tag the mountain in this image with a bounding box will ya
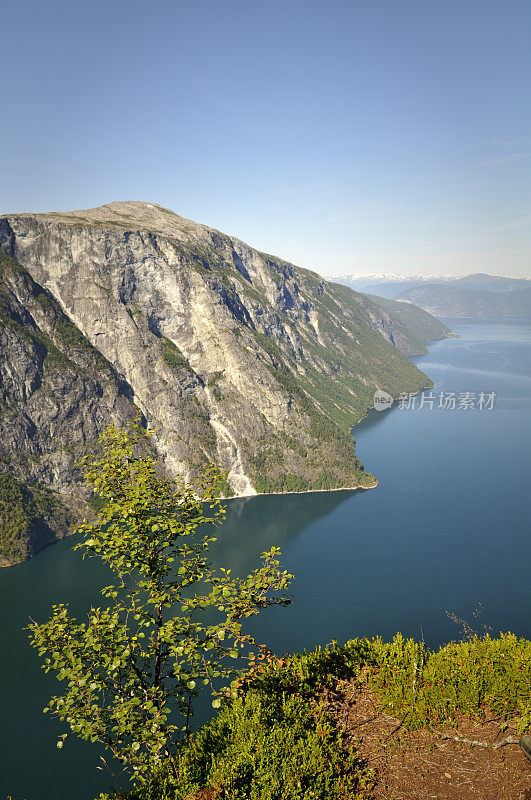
[333,274,456,299]
[451,273,530,293]
[0,202,436,564]
[398,283,531,317]
[334,273,531,316]
[0,248,139,565]
[360,294,452,352]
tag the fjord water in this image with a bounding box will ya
[1,318,530,799]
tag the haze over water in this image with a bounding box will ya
[1,317,530,799]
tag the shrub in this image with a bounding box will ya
[97,641,373,800]
[369,632,531,732]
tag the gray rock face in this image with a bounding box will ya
[0,249,138,564]
[0,202,433,563]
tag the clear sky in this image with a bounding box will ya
[1,0,530,277]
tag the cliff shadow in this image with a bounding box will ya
[207,489,359,576]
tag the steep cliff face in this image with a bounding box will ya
[0,202,434,563]
[0,249,138,563]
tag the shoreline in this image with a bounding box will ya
[225,381,438,502]
[225,480,378,501]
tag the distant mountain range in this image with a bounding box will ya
[333,273,531,317]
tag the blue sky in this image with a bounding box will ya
[1,0,530,277]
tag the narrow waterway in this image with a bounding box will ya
[1,318,530,800]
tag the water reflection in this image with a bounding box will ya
[209,490,356,576]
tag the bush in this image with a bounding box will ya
[369,632,531,732]
[95,632,531,799]
[97,641,373,800]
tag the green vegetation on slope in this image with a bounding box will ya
[159,335,194,373]
[363,293,452,346]
[297,279,432,417]
[0,472,70,564]
[98,632,531,800]
[369,631,531,732]
[240,280,432,492]
[97,642,373,800]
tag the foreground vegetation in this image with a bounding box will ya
[370,631,531,733]
[29,420,292,777]
[98,642,374,800]
[95,631,531,799]
[26,420,531,798]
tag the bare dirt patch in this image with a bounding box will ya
[328,677,531,800]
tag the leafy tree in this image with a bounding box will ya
[28,418,293,781]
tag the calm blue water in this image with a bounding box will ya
[1,318,530,799]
